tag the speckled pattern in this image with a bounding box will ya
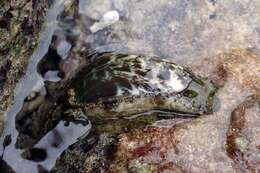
[0,0,260,172]
[68,53,217,118]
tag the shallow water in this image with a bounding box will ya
[0,0,91,172]
[0,0,260,172]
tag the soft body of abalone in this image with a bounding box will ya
[69,53,217,118]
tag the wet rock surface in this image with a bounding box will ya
[106,49,260,173]
[226,95,260,172]
[52,133,117,173]
[78,0,260,61]
[0,0,50,134]
[0,0,260,173]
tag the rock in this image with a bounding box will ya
[0,160,15,173]
[79,0,260,61]
[1,0,260,171]
[52,133,117,173]
[107,49,260,173]
[35,49,260,172]
[0,0,50,135]
[226,95,260,172]
[52,0,260,171]
[90,10,120,33]
[108,122,187,173]
[186,49,260,97]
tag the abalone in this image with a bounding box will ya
[68,53,217,118]
[14,52,217,147]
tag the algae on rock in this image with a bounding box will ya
[0,0,50,134]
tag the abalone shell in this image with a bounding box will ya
[69,53,217,118]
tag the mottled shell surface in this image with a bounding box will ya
[69,53,216,118]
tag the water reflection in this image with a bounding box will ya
[1,0,259,172]
[3,120,90,173]
[0,0,92,172]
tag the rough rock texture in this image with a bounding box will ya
[79,0,260,62]
[51,0,260,172]
[186,49,260,97]
[52,133,117,173]
[107,49,260,173]
[0,0,49,134]
[46,49,259,172]
[1,0,260,172]
[226,95,260,172]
